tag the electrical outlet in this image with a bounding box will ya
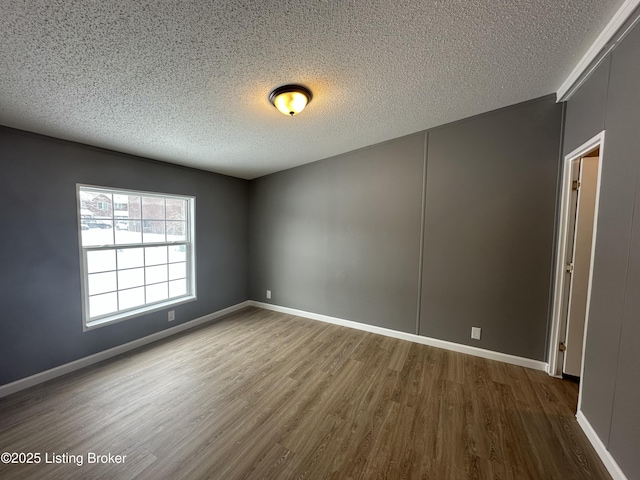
[471,327,481,340]
[266,290,271,299]
[168,310,175,322]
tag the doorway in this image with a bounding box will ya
[548,132,604,393]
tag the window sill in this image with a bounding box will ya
[83,296,197,331]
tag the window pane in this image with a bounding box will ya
[79,190,96,218]
[87,250,116,273]
[88,271,117,295]
[79,186,194,327]
[166,198,186,221]
[89,292,118,317]
[118,248,144,269]
[146,282,168,303]
[146,265,168,284]
[118,268,144,289]
[113,194,142,219]
[128,196,142,219]
[168,262,186,280]
[80,191,112,219]
[114,220,142,244]
[145,246,168,266]
[96,195,113,218]
[142,196,165,220]
[169,279,187,298]
[168,244,187,263]
[143,220,165,243]
[113,194,127,213]
[81,220,114,246]
[166,221,186,241]
[119,287,145,310]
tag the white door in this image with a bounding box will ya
[563,155,599,377]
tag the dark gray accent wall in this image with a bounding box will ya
[420,98,562,360]
[249,134,425,333]
[563,21,640,480]
[0,127,249,387]
[250,96,563,361]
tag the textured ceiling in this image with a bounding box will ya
[0,0,625,179]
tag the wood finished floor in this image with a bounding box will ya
[0,307,610,480]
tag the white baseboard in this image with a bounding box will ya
[0,300,251,399]
[249,301,548,372]
[545,362,563,378]
[576,410,628,480]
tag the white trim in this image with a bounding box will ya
[557,0,640,101]
[577,136,605,411]
[0,300,251,399]
[249,301,547,372]
[548,132,604,380]
[83,295,197,331]
[415,131,428,335]
[576,410,629,480]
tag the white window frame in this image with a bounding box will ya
[77,184,197,331]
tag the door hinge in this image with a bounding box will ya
[559,342,567,352]
[572,180,581,191]
[566,263,574,273]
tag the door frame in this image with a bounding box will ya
[548,131,605,379]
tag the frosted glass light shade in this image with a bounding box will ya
[269,85,312,116]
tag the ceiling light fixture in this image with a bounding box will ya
[269,84,312,116]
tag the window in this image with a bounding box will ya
[77,185,196,330]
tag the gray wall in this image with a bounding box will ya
[420,98,562,360]
[562,21,640,480]
[0,127,249,387]
[250,96,563,360]
[563,55,611,155]
[249,133,425,333]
